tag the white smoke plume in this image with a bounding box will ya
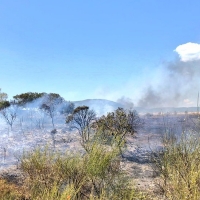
[137,42,200,108]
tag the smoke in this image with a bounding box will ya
[137,43,200,108]
[13,94,75,130]
[117,96,134,109]
[20,94,73,114]
[23,96,45,110]
[137,87,162,108]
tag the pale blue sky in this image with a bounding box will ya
[0,0,200,106]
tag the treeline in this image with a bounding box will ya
[0,90,75,130]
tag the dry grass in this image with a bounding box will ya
[151,130,200,200]
[15,140,145,200]
[3,113,200,199]
[0,178,25,200]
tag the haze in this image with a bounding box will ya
[0,0,200,107]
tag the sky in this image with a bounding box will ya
[0,0,200,107]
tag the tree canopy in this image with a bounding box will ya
[13,92,45,105]
[40,93,63,128]
[0,88,8,102]
[95,107,143,144]
[66,106,96,144]
[0,89,10,110]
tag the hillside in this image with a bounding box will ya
[73,99,199,115]
[73,99,123,116]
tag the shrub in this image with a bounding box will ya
[151,131,200,200]
[20,141,145,200]
[94,108,143,156]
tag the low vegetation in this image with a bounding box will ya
[0,140,146,199]
[151,128,200,200]
[94,107,143,155]
[1,89,200,199]
[0,178,24,200]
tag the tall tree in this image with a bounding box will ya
[66,106,96,144]
[0,89,10,110]
[0,105,18,131]
[0,88,8,101]
[40,93,63,128]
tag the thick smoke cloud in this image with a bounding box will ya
[137,59,200,108]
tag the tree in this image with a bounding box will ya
[13,92,45,106]
[66,106,96,144]
[95,108,143,154]
[0,89,10,110]
[0,88,8,101]
[0,100,10,111]
[59,101,75,116]
[40,93,63,128]
[0,105,18,131]
[0,89,15,132]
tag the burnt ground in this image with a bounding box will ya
[120,113,200,197]
[0,112,199,198]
